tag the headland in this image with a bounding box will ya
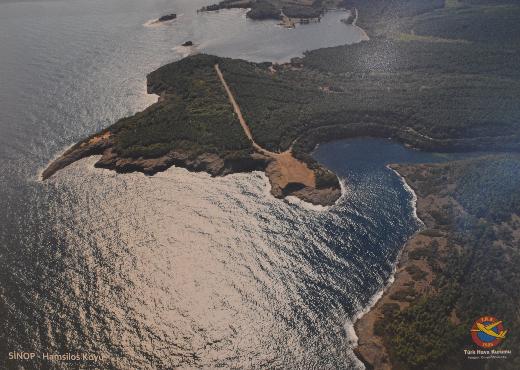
[41,3,520,366]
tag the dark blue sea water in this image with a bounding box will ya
[0,1,461,369]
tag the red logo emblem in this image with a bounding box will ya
[470,316,507,348]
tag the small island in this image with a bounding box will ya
[43,0,520,207]
[157,13,177,22]
[42,0,520,367]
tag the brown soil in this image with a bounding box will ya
[85,131,111,146]
[354,164,448,369]
[42,65,341,207]
[215,63,339,205]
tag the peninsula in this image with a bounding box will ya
[41,0,520,367]
[42,2,520,204]
[42,55,342,206]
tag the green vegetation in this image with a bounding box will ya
[76,0,520,169]
[108,55,251,160]
[282,5,322,18]
[396,3,520,47]
[56,1,520,366]
[247,1,281,20]
[384,287,467,370]
[451,156,520,221]
[406,265,428,281]
[217,37,520,154]
[336,3,520,368]
[341,0,445,31]
[379,155,520,370]
[200,0,253,13]
[390,287,417,302]
[200,0,336,20]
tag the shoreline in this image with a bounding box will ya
[40,134,344,207]
[36,142,76,183]
[41,58,344,207]
[388,166,424,227]
[353,164,440,369]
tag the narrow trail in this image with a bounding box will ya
[214,64,315,188]
[214,64,277,157]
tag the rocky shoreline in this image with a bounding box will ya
[41,129,342,206]
[41,82,516,208]
[353,164,438,369]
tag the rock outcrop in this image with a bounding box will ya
[157,13,177,22]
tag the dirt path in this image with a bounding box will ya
[214,63,315,189]
[214,64,275,156]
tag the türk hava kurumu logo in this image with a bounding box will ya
[471,316,508,348]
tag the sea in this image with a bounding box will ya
[0,0,462,368]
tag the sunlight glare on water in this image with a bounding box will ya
[0,0,429,368]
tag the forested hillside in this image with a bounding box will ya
[380,155,520,370]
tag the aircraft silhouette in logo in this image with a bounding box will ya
[471,321,508,339]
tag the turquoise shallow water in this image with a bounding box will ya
[0,1,463,368]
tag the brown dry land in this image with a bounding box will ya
[215,63,331,204]
[354,163,464,369]
[85,131,111,146]
[354,160,520,369]
[354,211,440,369]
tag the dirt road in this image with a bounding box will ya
[214,64,315,189]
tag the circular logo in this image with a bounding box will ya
[470,316,507,348]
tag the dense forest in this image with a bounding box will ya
[142,1,520,368]
[378,155,520,369]
[69,0,520,175]
[219,38,520,154]
[47,0,520,366]
[199,0,336,20]
[106,55,252,161]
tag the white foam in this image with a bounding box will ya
[344,242,405,370]
[172,45,198,58]
[347,165,424,368]
[285,195,330,212]
[143,13,184,28]
[347,262,399,345]
[259,171,347,211]
[387,165,424,226]
[285,177,348,211]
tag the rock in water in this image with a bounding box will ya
[182,41,193,47]
[158,13,176,22]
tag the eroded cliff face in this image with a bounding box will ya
[43,53,344,207]
[42,131,342,206]
[42,131,265,180]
